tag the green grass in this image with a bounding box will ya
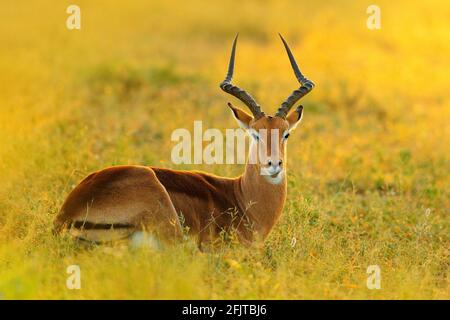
[0,0,448,299]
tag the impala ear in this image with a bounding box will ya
[228,102,253,129]
[286,105,303,131]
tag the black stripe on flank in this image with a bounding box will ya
[71,221,134,230]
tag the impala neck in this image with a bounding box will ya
[235,162,287,240]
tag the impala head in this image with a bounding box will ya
[220,34,315,184]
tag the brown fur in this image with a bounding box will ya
[54,108,302,247]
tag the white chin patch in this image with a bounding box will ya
[130,231,161,250]
[263,170,285,185]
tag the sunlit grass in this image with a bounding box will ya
[0,0,448,299]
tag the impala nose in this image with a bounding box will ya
[267,159,283,167]
[261,157,284,177]
[265,158,283,177]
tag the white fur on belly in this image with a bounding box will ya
[130,231,161,250]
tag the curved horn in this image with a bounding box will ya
[276,34,315,118]
[220,34,264,119]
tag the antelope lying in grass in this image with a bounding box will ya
[54,34,315,248]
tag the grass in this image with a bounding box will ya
[0,0,448,299]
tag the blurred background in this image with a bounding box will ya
[0,0,448,299]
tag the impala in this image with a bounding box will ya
[54,34,315,248]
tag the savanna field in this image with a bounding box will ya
[0,0,448,299]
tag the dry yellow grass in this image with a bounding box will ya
[0,0,448,299]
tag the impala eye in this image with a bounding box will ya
[252,133,260,141]
[283,133,290,139]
